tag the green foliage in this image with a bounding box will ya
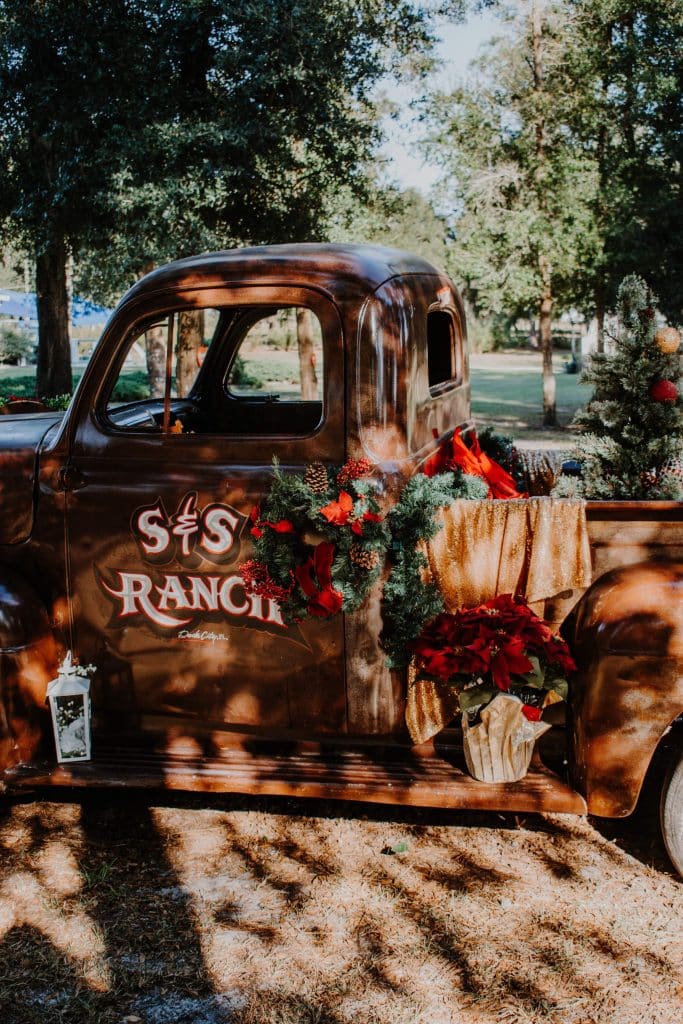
[70,1,436,305]
[228,356,265,390]
[563,0,683,322]
[423,7,599,322]
[327,184,451,269]
[431,0,683,327]
[381,470,488,668]
[0,325,32,364]
[247,459,390,624]
[111,372,150,403]
[557,276,682,499]
[0,375,43,399]
[0,1,436,395]
[476,428,526,493]
[42,393,72,411]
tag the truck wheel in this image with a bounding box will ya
[660,750,683,878]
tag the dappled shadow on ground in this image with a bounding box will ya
[1,788,681,1024]
[0,794,222,1024]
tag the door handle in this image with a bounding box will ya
[58,464,86,491]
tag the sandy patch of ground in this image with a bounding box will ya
[0,785,681,1024]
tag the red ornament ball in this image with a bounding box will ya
[649,379,679,403]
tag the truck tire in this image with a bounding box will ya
[660,749,683,878]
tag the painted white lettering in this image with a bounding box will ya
[265,599,285,627]
[188,575,220,611]
[172,493,200,558]
[248,593,284,627]
[200,507,239,556]
[219,575,250,616]
[102,572,190,628]
[136,505,170,556]
[156,575,192,611]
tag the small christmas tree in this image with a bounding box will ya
[556,276,682,500]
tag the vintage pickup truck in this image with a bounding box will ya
[0,245,681,873]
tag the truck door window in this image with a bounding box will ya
[105,309,220,432]
[102,303,325,437]
[222,306,324,435]
[226,307,323,402]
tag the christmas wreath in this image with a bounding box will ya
[410,593,575,721]
[240,458,389,624]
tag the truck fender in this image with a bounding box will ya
[567,561,683,816]
[0,568,58,773]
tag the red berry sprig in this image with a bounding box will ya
[336,457,373,487]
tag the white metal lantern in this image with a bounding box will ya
[46,651,93,763]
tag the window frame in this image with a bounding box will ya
[73,283,344,464]
[222,304,324,406]
[426,304,463,397]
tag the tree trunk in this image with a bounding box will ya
[539,255,556,426]
[35,239,72,398]
[531,0,556,427]
[145,323,167,399]
[296,308,318,400]
[528,315,539,349]
[595,285,605,354]
[176,310,204,397]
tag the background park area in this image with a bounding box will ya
[0,351,588,448]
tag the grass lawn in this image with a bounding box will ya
[1,351,592,448]
[470,351,590,448]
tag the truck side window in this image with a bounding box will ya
[105,309,220,432]
[427,309,461,392]
[221,306,324,436]
[225,307,323,403]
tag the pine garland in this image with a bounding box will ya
[381,469,488,667]
[241,458,389,624]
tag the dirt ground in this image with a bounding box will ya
[0,770,681,1024]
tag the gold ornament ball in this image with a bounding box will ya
[655,326,681,354]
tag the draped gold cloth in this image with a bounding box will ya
[406,497,592,745]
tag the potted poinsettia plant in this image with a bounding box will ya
[409,594,576,782]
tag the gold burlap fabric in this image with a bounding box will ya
[406,497,592,745]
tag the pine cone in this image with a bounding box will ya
[349,544,380,571]
[304,462,329,494]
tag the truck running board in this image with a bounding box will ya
[5,737,587,815]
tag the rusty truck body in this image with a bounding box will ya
[0,245,681,871]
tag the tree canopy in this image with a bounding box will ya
[0,0,435,392]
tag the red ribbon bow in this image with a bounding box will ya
[424,428,525,499]
[295,541,344,617]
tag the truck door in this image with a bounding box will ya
[65,285,347,744]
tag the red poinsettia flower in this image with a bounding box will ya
[265,518,295,533]
[320,490,354,526]
[295,541,343,617]
[411,594,575,704]
[487,636,534,691]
